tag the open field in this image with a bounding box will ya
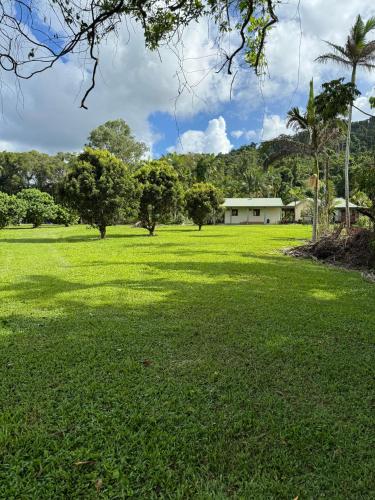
[0,224,374,498]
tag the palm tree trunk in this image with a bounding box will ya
[312,154,319,242]
[344,65,357,230]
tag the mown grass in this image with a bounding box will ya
[0,224,374,498]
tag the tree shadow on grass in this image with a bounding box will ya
[0,233,149,244]
[0,256,374,498]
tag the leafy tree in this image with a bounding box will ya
[17,189,57,228]
[87,120,147,166]
[0,192,27,229]
[53,206,79,227]
[134,160,183,235]
[196,156,215,182]
[0,151,70,196]
[185,183,224,230]
[61,148,138,238]
[356,159,375,224]
[317,15,375,228]
[314,79,360,121]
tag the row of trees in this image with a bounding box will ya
[60,149,223,238]
[0,149,224,236]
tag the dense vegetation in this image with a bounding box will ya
[0,120,373,205]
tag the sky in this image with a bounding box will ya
[1,0,375,158]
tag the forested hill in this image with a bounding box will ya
[351,117,375,153]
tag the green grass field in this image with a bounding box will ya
[0,224,374,498]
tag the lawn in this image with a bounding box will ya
[0,224,374,498]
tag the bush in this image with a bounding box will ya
[53,206,79,226]
[0,192,27,228]
[17,188,57,227]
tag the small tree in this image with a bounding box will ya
[185,183,223,230]
[0,192,26,228]
[134,160,183,235]
[61,148,138,239]
[53,205,79,227]
[17,188,56,228]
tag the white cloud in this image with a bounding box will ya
[1,1,375,154]
[352,89,375,122]
[0,21,235,154]
[231,129,258,141]
[261,114,292,141]
[169,116,232,154]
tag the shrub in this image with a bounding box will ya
[17,188,57,228]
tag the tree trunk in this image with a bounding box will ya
[148,224,155,236]
[323,157,330,230]
[99,225,106,239]
[344,65,357,230]
[312,155,319,242]
[198,224,202,231]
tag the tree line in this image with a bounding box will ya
[0,112,374,238]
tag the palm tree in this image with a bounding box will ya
[316,15,375,230]
[284,81,343,241]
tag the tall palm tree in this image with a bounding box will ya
[284,81,343,241]
[316,15,375,230]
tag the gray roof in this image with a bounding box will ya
[223,197,284,208]
[287,197,358,209]
[333,197,358,209]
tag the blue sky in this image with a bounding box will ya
[0,0,374,156]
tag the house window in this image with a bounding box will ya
[253,209,260,216]
[231,209,238,216]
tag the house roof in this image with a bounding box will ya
[287,197,358,209]
[223,198,284,208]
[333,197,358,209]
[286,198,312,207]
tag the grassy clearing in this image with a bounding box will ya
[0,224,374,498]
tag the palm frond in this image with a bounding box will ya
[351,15,365,45]
[358,61,375,71]
[324,41,351,58]
[358,41,375,58]
[315,53,351,67]
[286,107,308,132]
[364,17,375,35]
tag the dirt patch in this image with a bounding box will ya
[286,228,375,273]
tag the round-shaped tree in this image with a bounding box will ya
[17,188,57,228]
[185,183,224,230]
[0,192,26,228]
[134,161,183,235]
[61,148,138,238]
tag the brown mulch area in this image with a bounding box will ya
[285,227,375,281]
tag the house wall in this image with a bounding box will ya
[294,200,313,221]
[224,207,282,224]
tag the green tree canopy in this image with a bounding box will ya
[185,183,224,230]
[0,192,27,229]
[61,148,138,238]
[87,120,147,166]
[17,189,57,228]
[134,160,183,235]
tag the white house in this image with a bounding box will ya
[223,198,284,225]
[286,197,359,223]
